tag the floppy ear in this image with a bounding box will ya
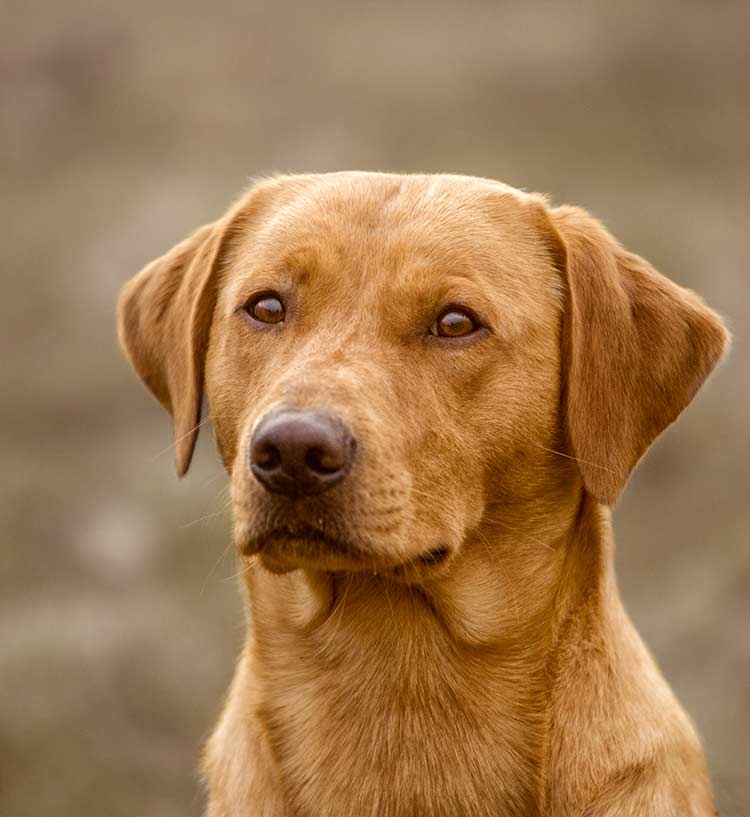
[117,175,317,476]
[117,217,232,476]
[547,205,729,505]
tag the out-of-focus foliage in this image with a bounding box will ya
[1,1,747,814]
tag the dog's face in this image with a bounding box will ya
[206,175,564,574]
[118,172,728,578]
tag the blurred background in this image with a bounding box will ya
[1,1,748,815]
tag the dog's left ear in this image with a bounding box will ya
[117,217,233,476]
[543,204,729,505]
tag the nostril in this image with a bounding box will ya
[253,442,281,471]
[306,446,344,475]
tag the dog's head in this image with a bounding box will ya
[118,173,728,577]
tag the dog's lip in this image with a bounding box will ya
[242,526,453,576]
[246,525,355,557]
[412,546,451,567]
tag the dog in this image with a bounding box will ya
[118,172,728,817]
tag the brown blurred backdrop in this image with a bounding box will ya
[1,1,748,815]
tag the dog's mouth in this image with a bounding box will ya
[242,525,453,578]
[247,525,352,561]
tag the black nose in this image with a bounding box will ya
[249,409,355,498]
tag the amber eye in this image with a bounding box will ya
[431,308,479,338]
[245,293,285,324]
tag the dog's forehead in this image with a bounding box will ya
[245,173,543,278]
[274,172,533,230]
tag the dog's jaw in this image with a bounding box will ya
[204,494,715,817]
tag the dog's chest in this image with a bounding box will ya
[254,584,545,817]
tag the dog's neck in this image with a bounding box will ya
[237,491,616,816]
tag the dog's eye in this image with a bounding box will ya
[245,293,285,324]
[431,308,479,338]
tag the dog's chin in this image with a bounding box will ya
[240,526,454,581]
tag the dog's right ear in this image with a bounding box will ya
[117,217,232,476]
[117,175,316,476]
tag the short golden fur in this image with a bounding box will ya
[118,172,729,817]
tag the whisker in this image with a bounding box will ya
[318,574,352,657]
[533,443,615,474]
[480,514,555,551]
[474,528,521,622]
[409,486,443,502]
[381,574,397,632]
[180,507,230,529]
[150,416,213,461]
[221,556,257,583]
[201,470,229,489]
[200,539,237,595]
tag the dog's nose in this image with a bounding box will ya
[249,409,355,497]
